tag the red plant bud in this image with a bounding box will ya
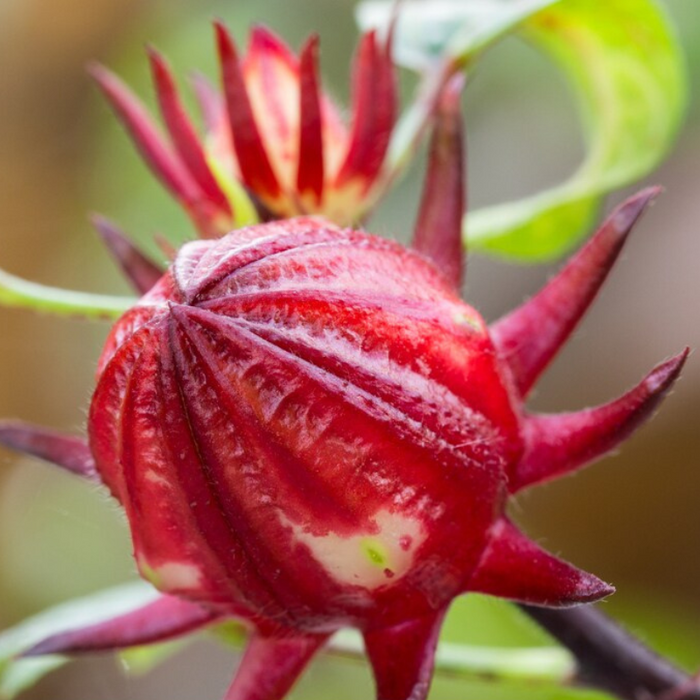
[92,217,526,625]
[1,67,687,698]
[93,23,398,236]
[70,202,682,698]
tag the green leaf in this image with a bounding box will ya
[468,0,686,259]
[0,268,134,320]
[207,155,260,229]
[0,657,66,700]
[356,0,561,71]
[0,581,158,699]
[358,0,563,175]
[357,0,686,261]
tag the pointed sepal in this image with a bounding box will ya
[23,594,219,656]
[469,519,614,607]
[92,215,163,294]
[334,28,396,189]
[491,188,661,397]
[89,64,202,208]
[148,48,231,216]
[411,74,466,291]
[224,632,327,700]
[364,611,445,700]
[0,421,99,481]
[296,35,325,203]
[514,349,689,492]
[215,21,282,199]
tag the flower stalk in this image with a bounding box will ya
[0,267,133,320]
[521,605,700,700]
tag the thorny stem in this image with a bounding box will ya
[520,604,700,700]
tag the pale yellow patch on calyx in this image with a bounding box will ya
[138,556,202,592]
[285,510,425,589]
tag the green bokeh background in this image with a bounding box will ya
[0,1,699,697]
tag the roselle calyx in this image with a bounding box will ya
[92,215,525,628]
[0,75,689,700]
[82,195,684,700]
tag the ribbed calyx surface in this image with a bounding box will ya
[90,218,521,631]
[6,191,687,700]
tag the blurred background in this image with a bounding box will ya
[0,0,699,698]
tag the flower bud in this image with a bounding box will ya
[5,198,687,700]
[90,217,521,627]
[1,63,687,698]
[91,24,398,237]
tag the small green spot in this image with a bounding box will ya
[361,539,389,568]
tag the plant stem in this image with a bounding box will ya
[329,629,574,684]
[520,604,700,700]
[0,268,134,320]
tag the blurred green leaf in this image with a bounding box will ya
[119,638,190,676]
[0,657,66,700]
[358,0,563,177]
[442,594,552,647]
[358,0,686,261]
[0,582,158,699]
[330,628,574,682]
[356,0,560,70]
[468,0,686,259]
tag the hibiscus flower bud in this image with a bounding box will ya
[92,215,523,615]
[1,79,688,700]
[90,22,397,237]
[75,199,686,700]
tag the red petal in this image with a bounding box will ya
[514,349,688,492]
[334,29,396,188]
[469,519,614,607]
[245,25,298,74]
[215,22,282,199]
[296,35,324,203]
[92,215,163,294]
[89,64,203,208]
[243,26,302,197]
[411,74,466,291]
[364,611,445,700]
[224,633,327,700]
[491,188,661,398]
[23,594,219,656]
[0,421,99,481]
[148,48,232,215]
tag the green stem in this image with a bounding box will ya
[0,269,134,320]
[213,623,575,685]
[328,630,575,684]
